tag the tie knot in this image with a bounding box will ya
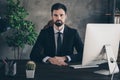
[57,32,62,36]
[57,32,61,34]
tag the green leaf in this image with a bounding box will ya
[5,0,38,49]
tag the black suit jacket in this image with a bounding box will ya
[30,25,83,62]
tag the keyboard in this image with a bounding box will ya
[69,64,99,69]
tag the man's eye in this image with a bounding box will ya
[60,14,63,16]
[54,14,58,17]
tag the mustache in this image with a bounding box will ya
[55,20,62,23]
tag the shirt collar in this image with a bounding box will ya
[54,24,65,34]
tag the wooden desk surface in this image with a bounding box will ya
[0,60,120,80]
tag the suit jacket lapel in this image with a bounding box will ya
[48,27,56,55]
[62,26,69,51]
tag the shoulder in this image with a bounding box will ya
[65,25,77,33]
[40,26,53,33]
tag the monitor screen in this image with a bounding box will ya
[82,24,120,66]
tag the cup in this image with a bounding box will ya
[5,61,16,76]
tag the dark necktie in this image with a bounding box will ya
[57,32,62,55]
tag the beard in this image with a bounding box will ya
[54,20,63,27]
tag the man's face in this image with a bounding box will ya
[52,9,67,27]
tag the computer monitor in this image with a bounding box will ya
[82,23,120,75]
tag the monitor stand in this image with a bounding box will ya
[94,44,119,75]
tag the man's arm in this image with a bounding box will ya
[30,30,46,62]
[69,30,83,62]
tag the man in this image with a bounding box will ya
[30,3,83,66]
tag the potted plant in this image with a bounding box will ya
[26,61,36,78]
[5,0,37,59]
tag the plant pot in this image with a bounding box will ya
[26,70,35,78]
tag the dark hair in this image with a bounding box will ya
[51,3,67,13]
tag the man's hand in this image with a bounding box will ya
[48,57,68,66]
[55,56,67,62]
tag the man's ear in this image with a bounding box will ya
[65,14,67,19]
[51,13,53,17]
[50,15,53,20]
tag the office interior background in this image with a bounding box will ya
[0,0,120,60]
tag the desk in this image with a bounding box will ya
[0,60,120,80]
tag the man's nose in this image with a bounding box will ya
[57,16,61,20]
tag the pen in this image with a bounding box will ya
[2,58,8,64]
[10,61,14,67]
[6,57,9,61]
[12,60,16,65]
